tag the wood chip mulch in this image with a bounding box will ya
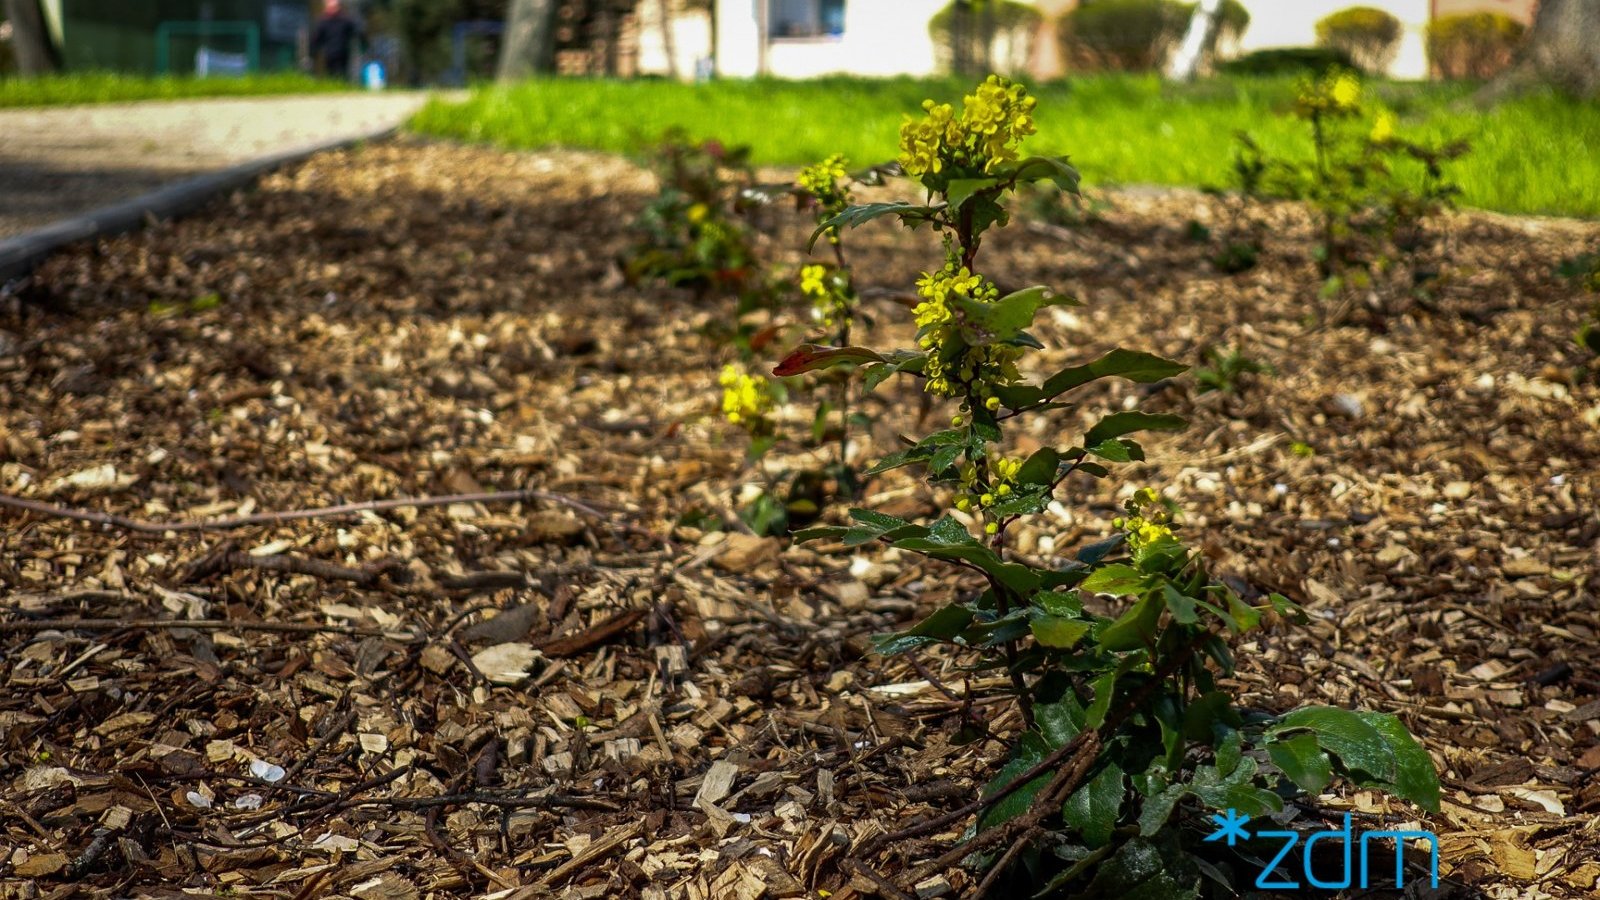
[1,139,1597,899]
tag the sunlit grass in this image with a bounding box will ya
[0,72,353,108]
[409,74,1600,219]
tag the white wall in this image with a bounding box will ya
[1234,0,1432,79]
[716,0,949,78]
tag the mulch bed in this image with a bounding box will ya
[2,137,1597,899]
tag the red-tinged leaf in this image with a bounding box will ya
[773,344,884,377]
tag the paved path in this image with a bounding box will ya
[0,92,436,238]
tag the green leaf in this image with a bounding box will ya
[949,285,1077,345]
[1267,732,1334,794]
[772,344,884,377]
[1355,711,1441,811]
[1030,612,1092,649]
[1162,583,1198,625]
[1137,782,1188,836]
[1033,589,1082,616]
[998,155,1083,194]
[1269,706,1397,784]
[1062,762,1125,848]
[1014,447,1060,486]
[1086,438,1144,463]
[993,348,1189,408]
[1084,412,1188,448]
[848,508,914,531]
[1080,564,1147,597]
[1035,692,1085,747]
[790,525,849,543]
[1097,592,1162,651]
[809,201,941,250]
[871,603,975,655]
[945,177,999,212]
[978,733,1052,831]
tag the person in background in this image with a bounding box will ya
[310,0,363,79]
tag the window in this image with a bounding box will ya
[768,0,845,38]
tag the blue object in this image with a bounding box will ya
[363,60,386,90]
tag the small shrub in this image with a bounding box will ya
[778,74,1438,894]
[1194,346,1272,394]
[627,130,761,299]
[1428,12,1526,80]
[1060,0,1190,71]
[930,0,1043,76]
[1315,6,1403,74]
[1217,45,1355,76]
[1236,71,1466,306]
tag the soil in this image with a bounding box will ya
[1,137,1597,899]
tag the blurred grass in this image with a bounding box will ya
[0,72,352,108]
[409,74,1600,219]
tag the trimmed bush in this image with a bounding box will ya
[1428,12,1526,80]
[1315,6,1403,74]
[1061,0,1248,72]
[1218,46,1356,76]
[930,0,1044,76]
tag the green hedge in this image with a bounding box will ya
[930,0,1045,76]
[1061,0,1249,73]
[1218,46,1355,77]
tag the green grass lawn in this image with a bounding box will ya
[0,72,353,108]
[409,74,1600,219]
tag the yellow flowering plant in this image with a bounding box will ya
[627,129,763,302]
[1236,70,1467,311]
[776,77,1439,894]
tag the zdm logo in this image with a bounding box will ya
[1205,809,1440,890]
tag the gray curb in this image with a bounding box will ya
[0,125,400,283]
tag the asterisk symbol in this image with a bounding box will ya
[1204,808,1252,846]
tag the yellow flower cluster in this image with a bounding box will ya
[1369,110,1395,144]
[719,364,774,426]
[952,456,1025,534]
[899,75,1037,179]
[800,263,851,329]
[798,155,850,208]
[1114,488,1175,551]
[912,250,1019,397]
[1295,70,1363,120]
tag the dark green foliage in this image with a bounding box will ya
[1217,46,1356,76]
[1060,0,1249,72]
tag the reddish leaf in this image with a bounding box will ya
[772,344,884,377]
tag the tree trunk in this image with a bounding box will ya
[1491,0,1600,98]
[496,0,558,83]
[3,0,59,75]
[657,0,680,79]
[1166,0,1221,81]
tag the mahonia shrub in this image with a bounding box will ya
[627,129,762,301]
[1238,71,1466,304]
[777,75,1440,895]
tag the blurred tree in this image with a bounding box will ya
[1494,0,1600,97]
[2,0,57,75]
[498,0,558,80]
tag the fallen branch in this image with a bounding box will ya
[189,551,407,586]
[0,617,420,642]
[538,607,648,658]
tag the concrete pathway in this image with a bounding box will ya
[0,92,436,239]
